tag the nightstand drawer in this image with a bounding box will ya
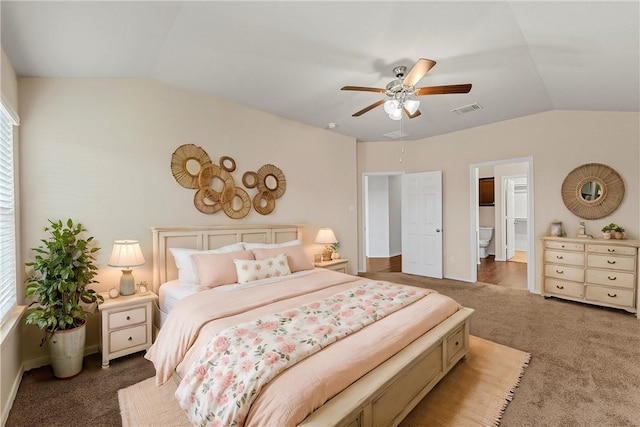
[109,307,146,329]
[110,325,147,353]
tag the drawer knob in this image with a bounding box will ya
[556,255,564,259]
[561,245,565,248]
[556,269,564,274]
[608,276,617,281]
[455,341,459,346]
[607,260,616,265]
[608,248,615,252]
[128,336,133,341]
[556,285,564,290]
[607,293,617,298]
[126,316,131,320]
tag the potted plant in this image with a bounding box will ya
[330,242,341,260]
[601,223,616,240]
[24,219,103,378]
[613,225,625,240]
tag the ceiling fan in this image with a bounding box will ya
[341,58,472,120]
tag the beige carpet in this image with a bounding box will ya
[119,336,530,427]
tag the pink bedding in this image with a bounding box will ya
[145,269,462,426]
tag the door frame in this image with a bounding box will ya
[469,157,536,293]
[361,171,404,273]
[501,174,526,260]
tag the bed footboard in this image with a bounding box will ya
[298,307,474,427]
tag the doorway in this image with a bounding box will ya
[470,158,534,292]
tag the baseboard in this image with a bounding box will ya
[444,274,474,283]
[22,344,100,372]
[1,362,24,427]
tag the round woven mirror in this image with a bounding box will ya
[561,163,624,220]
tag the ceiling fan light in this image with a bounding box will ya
[384,99,399,114]
[405,99,420,115]
[389,109,402,121]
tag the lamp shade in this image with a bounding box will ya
[108,240,145,268]
[315,228,338,244]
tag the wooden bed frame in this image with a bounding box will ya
[150,224,474,427]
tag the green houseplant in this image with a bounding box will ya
[24,219,103,378]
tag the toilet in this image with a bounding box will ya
[478,227,494,259]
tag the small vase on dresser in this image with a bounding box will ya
[541,236,639,318]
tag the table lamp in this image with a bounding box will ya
[108,240,145,296]
[315,228,337,261]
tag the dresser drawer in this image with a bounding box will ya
[544,241,584,251]
[544,250,584,267]
[587,244,636,256]
[585,286,635,308]
[109,306,146,329]
[544,264,584,282]
[587,254,635,272]
[586,269,635,289]
[545,279,584,298]
[110,325,148,353]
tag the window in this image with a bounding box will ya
[0,102,18,322]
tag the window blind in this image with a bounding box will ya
[0,103,17,322]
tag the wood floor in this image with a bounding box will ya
[367,253,528,290]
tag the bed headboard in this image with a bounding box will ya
[149,224,303,293]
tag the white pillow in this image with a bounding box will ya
[169,243,245,283]
[243,239,301,250]
[234,253,292,284]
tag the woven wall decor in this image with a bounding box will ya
[170,144,286,218]
[561,163,625,220]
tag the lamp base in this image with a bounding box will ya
[119,269,136,296]
[322,247,333,261]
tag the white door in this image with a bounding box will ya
[504,178,516,260]
[401,171,443,278]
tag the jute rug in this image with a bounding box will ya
[118,336,530,426]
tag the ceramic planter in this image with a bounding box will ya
[48,323,86,378]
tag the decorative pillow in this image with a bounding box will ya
[234,253,291,284]
[251,244,314,273]
[243,239,301,250]
[169,243,245,284]
[192,250,255,290]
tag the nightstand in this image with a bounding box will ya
[98,291,157,368]
[314,258,349,274]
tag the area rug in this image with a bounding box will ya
[118,336,530,427]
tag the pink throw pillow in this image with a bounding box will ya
[192,250,255,290]
[251,244,313,273]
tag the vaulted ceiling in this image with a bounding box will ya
[2,1,639,142]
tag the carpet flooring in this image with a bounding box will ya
[6,273,640,426]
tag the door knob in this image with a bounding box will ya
[436,228,441,233]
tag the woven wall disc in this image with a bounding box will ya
[219,156,237,173]
[561,163,625,220]
[220,186,251,219]
[242,171,259,189]
[193,188,223,214]
[256,164,286,199]
[171,144,212,189]
[198,164,236,202]
[253,190,276,215]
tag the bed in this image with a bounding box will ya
[146,224,474,427]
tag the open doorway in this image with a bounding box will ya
[470,158,535,292]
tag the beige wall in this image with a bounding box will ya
[17,77,358,364]
[0,47,20,426]
[358,111,640,287]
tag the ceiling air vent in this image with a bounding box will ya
[383,130,409,140]
[451,103,483,115]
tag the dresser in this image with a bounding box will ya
[541,237,639,317]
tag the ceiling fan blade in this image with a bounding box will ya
[403,107,422,119]
[415,84,472,96]
[352,100,386,117]
[403,58,436,87]
[341,86,386,93]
